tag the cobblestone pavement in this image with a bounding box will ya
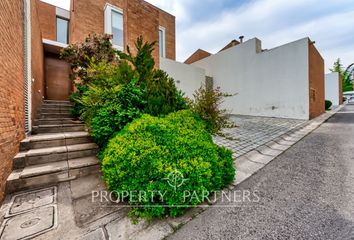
[0,115,308,240]
[214,115,306,157]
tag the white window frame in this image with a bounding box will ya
[159,26,166,58]
[104,3,124,51]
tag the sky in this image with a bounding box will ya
[42,0,354,72]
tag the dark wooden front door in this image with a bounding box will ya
[45,53,72,100]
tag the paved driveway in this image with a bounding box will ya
[215,115,305,157]
[168,103,354,240]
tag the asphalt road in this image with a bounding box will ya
[168,103,354,240]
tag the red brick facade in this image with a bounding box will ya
[309,40,325,119]
[0,0,45,203]
[36,0,56,41]
[69,0,176,66]
[0,0,25,202]
[31,0,45,121]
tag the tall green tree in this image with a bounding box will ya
[330,58,353,92]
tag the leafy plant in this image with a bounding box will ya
[145,70,187,116]
[78,80,146,146]
[330,59,354,92]
[101,110,235,220]
[190,85,235,134]
[325,100,332,110]
[92,82,145,146]
[118,36,156,87]
[60,34,118,82]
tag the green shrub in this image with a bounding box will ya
[145,70,187,116]
[118,36,156,87]
[89,82,145,146]
[63,35,186,136]
[190,85,235,134]
[118,37,187,116]
[325,100,333,110]
[69,83,88,118]
[101,110,235,219]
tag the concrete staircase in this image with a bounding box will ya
[6,100,100,193]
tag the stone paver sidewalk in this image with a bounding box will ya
[0,112,336,240]
[214,115,305,157]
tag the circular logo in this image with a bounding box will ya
[164,170,188,191]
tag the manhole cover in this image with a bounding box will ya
[0,206,57,240]
[8,187,56,216]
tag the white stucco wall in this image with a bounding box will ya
[160,58,206,98]
[325,72,340,106]
[191,38,310,120]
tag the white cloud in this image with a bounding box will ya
[147,0,354,71]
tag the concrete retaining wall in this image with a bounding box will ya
[160,57,206,98]
[325,72,340,106]
[192,38,310,119]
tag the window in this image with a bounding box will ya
[104,4,124,50]
[112,10,123,47]
[159,26,166,58]
[56,17,69,44]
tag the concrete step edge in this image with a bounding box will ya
[16,143,99,158]
[21,132,90,143]
[6,162,100,194]
[34,124,85,128]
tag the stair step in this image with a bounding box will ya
[42,103,72,108]
[32,124,86,134]
[44,100,71,104]
[20,132,91,151]
[21,161,68,178]
[40,108,71,114]
[6,156,99,193]
[13,143,99,168]
[35,118,82,126]
[41,104,71,109]
[39,113,73,119]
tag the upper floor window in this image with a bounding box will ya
[56,17,69,44]
[159,26,166,58]
[104,4,124,50]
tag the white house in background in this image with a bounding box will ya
[325,72,343,106]
[161,37,325,120]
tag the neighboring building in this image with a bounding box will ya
[184,49,211,64]
[325,72,343,106]
[163,37,325,120]
[0,0,175,203]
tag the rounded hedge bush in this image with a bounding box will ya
[101,110,235,219]
[325,100,333,110]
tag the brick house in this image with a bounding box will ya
[38,0,175,101]
[0,0,175,202]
